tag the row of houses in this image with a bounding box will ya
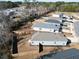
[29,13,71,46]
[29,12,79,47]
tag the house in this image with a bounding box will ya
[32,22,60,33]
[42,17,63,23]
[29,32,68,46]
[45,17,63,23]
[62,22,73,33]
[72,21,79,42]
[52,13,65,18]
[52,14,60,17]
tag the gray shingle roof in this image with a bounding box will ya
[32,22,60,30]
[31,32,68,41]
[45,20,60,23]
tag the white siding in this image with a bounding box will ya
[33,27,40,31]
[52,14,59,17]
[33,27,54,32]
[31,41,67,46]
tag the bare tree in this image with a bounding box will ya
[0,13,13,59]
